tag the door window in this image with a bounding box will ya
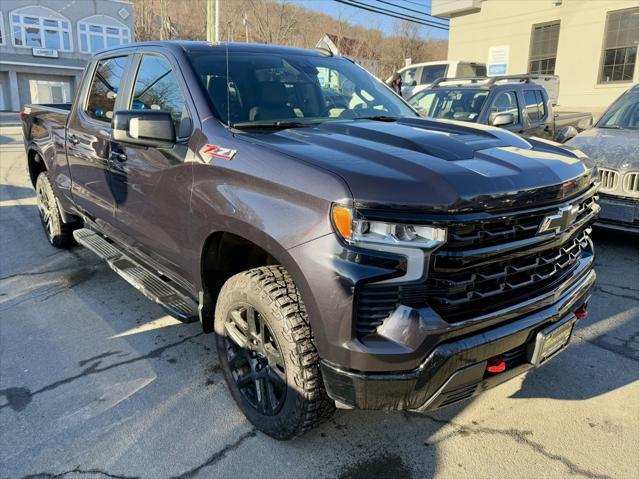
[524,90,544,122]
[85,56,128,123]
[490,91,520,124]
[130,55,190,137]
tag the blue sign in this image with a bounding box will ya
[488,64,508,75]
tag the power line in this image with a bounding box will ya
[343,0,448,27]
[334,0,449,30]
[371,0,449,26]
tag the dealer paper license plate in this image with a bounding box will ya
[530,315,576,367]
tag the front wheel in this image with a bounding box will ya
[215,266,335,439]
[35,172,76,248]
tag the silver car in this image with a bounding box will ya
[567,84,639,233]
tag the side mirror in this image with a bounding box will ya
[490,112,515,127]
[556,125,579,143]
[112,110,175,147]
[411,80,417,86]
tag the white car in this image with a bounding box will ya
[387,60,486,98]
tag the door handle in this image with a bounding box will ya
[110,151,127,162]
[67,134,79,145]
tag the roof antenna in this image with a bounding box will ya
[225,37,231,129]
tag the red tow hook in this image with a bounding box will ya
[486,356,506,374]
[575,308,588,319]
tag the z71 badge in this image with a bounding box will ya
[199,144,238,162]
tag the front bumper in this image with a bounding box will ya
[320,267,595,411]
[596,194,639,233]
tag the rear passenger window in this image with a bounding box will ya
[85,56,128,123]
[524,90,545,122]
[131,55,190,137]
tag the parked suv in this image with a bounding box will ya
[386,60,486,98]
[21,42,598,439]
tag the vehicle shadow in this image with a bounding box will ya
[0,184,35,201]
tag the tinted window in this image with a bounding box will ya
[85,56,128,123]
[490,91,520,124]
[421,64,448,84]
[131,55,190,137]
[524,90,544,122]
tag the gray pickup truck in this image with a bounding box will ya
[408,75,593,142]
[21,41,599,439]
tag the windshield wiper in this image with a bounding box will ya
[353,115,400,122]
[598,125,622,129]
[232,120,318,130]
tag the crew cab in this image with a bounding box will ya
[408,75,593,142]
[21,41,599,439]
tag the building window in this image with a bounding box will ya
[528,21,560,75]
[78,15,131,54]
[0,12,5,46]
[10,6,72,51]
[599,8,639,83]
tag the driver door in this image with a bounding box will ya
[109,52,196,284]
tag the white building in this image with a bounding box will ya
[0,0,134,111]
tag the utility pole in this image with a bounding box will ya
[215,0,220,43]
[243,12,249,43]
[206,0,220,43]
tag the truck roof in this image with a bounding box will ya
[95,40,329,58]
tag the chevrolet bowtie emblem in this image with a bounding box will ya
[538,204,580,234]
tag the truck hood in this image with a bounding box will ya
[566,127,639,171]
[241,118,592,212]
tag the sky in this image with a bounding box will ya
[287,0,450,40]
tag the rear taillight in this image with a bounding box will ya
[18,111,25,122]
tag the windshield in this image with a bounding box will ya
[409,88,488,122]
[189,51,416,127]
[596,91,639,129]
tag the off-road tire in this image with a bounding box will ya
[35,171,75,248]
[215,265,335,439]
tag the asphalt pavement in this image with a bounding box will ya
[1,125,638,479]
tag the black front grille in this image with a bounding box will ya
[444,195,597,250]
[429,230,589,322]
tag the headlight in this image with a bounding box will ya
[331,205,447,249]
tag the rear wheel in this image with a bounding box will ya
[215,266,335,439]
[35,172,75,248]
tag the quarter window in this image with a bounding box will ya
[85,56,128,123]
[11,7,71,51]
[78,15,131,54]
[599,8,639,83]
[524,90,545,122]
[490,91,520,124]
[528,21,560,75]
[130,56,190,137]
